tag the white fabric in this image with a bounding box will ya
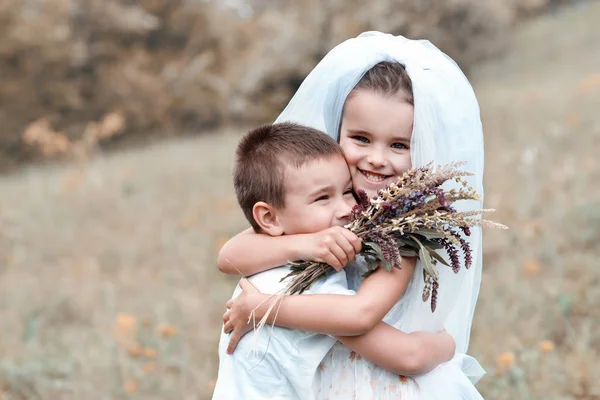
[276,31,485,398]
[314,257,484,399]
[212,267,355,400]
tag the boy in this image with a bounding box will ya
[212,123,453,399]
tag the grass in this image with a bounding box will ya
[1,3,599,399]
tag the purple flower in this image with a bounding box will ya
[436,237,461,274]
[351,204,364,219]
[453,232,472,269]
[429,187,448,207]
[431,280,439,312]
[365,232,402,270]
[356,189,370,209]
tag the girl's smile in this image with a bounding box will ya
[339,89,414,198]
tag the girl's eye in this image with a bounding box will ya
[315,195,330,202]
[391,142,408,150]
[343,189,354,196]
[351,135,369,144]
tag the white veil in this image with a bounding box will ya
[276,32,485,383]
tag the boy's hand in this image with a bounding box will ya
[297,227,361,271]
[223,279,267,354]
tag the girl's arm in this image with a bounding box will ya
[337,323,455,376]
[217,227,361,276]
[217,228,300,275]
[223,258,416,353]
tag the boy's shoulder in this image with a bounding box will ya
[306,269,355,295]
[246,266,355,296]
[246,265,293,295]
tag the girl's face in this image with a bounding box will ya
[339,89,413,199]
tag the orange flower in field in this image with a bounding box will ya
[124,380,138,393]
[98,111,126,139]
[539,340,555,353]
[144,347,157,359]
[143,362,155,374]
[521,259,541,277]
[113,313,138,347]
[576,72,600,94]
[566,113,581,128]
[22,118,72,156]
[116,313,137,333]
[158,324,178,338]
[128,344,143,358]
[495,352,516,376]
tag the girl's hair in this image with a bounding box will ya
[352,61,413,105]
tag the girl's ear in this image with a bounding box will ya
[252,202,284,236]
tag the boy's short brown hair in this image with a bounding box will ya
[234,122,343,232]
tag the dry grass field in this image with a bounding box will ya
[1,3,599,399]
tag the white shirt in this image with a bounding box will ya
[212,266,354,400]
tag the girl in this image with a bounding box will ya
[221,32,485,399]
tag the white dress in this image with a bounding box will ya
[314,258,484,400]
[274,31,488,399]
[314,259,420,399]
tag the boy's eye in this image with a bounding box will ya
[315,195,330,202]
[351,135,369,144]
[391,142,408,150]
[343,189,354,196]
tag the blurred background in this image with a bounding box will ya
[0,0,599,399]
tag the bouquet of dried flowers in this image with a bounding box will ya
[282,162,506,312]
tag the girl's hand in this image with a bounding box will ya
[222,279,268,354]
[297,226,362,271]
[437,329,456,362]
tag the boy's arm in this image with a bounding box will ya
[217,227,361,276]
[336,323,455,376]
[223,258,416,353]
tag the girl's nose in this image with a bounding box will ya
[366,149,386,168]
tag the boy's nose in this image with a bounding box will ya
[335,198,354,222]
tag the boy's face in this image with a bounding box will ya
[277,154,356,235]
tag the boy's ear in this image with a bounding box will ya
[252,202,284,236]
